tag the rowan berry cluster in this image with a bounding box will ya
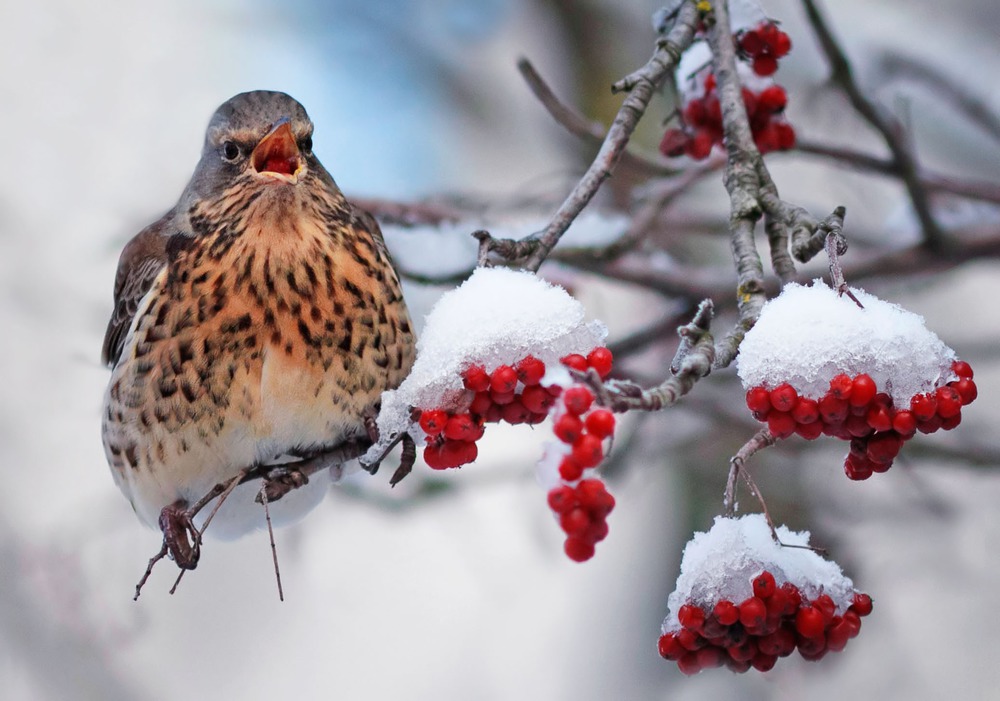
[658,570,873,674]
[416,348,618,561]
[660,21,795,160]
[736,21,792,77]
[744,360,977,480]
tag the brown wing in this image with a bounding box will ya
[101,211,174,367]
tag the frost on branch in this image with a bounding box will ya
[658,515,872,674]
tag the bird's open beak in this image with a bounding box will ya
[251,118,303,183]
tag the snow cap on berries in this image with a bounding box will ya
[662,514,856,633]
[365,268,607,460]
[737,281,957,406]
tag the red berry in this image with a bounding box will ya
[676,652,702,675]
[742,87,758,118]
[826,619,851,652]
[489,389,515,405]
[952,360,974,379]
[583,518,610,544]
[490,365,518,393]
[954,378,978,405]
[892,410,916,437]
[845,413,873,438]
[746,386,772,413]
[679,603,706,631]
[752,54,778,76]
[677,628,706,652]
[774,121,796,150]
[560,507,591,537]
[795,420,824,440]
[813,594,836,622]
[758,628,795,657]
[829,374,853,400]
[865,404,893,433]
[586,347,614,379]
[559,456,584,481]
[521,385,555,414]
[754,123,779,154]
[418,409,448,436]
[695,646,724,670]
[515,355,545,386]
[844,453,873,481]
[564,536,595,562]
[469,391,493,416]
[767,411,796,439]
[584,409,616,438]
[658,633,684,660]
[462,365,490,392]
[791,397,819,424]
[795,605,825,638]
[572,433,604,468]
[851,592,873,617]
[865,431,903,469]
[659,128,688,158]
[750,652,777,672]
[740,29,764,55]
[935,386,962,418]
[563,386,594,415]
[553,414,584,444]
[577,479,615,516]
[685,128,714,160]
[849,374,877,407]
[739,597,767,632]
[769,383,798,412]
[941,413,962,430]
[771,30,792,58]
[440,439,476,467]
[423,443,447,470]
[910,393,937,421]
[683,99,708,127]
[547,485,577,513]
[561,354,588,372]
[501,401,531,425]
[703,72,716,92]
[917,414,942,434]
[752,571,776,599]
[713,600,739,626]
[819,394,849,424]
[443,413,477,441]
[757,85,787,113]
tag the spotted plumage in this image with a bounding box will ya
[102,91,415,538]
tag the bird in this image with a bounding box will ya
[101,91,415,561]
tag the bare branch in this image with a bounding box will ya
[801,0,946,251]
[518,1,700,272]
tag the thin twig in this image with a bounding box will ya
[517,58,675,176]
[801,0,946,252]
[517,1,700,272]
[259,483,284,602]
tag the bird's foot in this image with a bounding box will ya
[157,500,200,570]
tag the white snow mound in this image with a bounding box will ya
[662,514,855,633]
[737,281,956,405]
[364,267,606,462]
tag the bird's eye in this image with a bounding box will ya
[222,141,241,162]
[300,135,313,154]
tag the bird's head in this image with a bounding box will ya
[181,91,337,212]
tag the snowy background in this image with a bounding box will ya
[2,0,1000,699]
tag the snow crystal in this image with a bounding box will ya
[364,267,606,461]
[736,280,957,405]
[662,514,855,633]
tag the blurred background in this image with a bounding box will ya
[2,0,999,699]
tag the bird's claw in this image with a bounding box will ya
[158,500,200,570]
